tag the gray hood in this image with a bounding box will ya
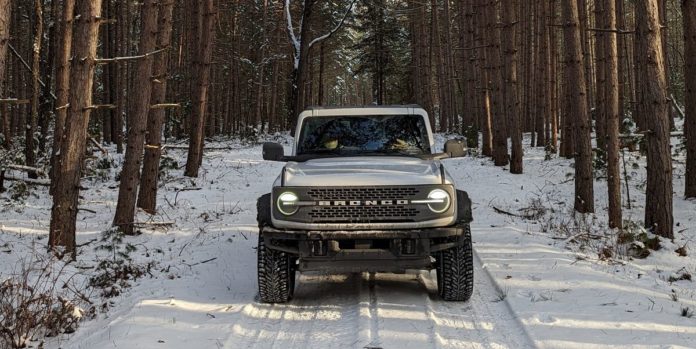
[283,156,445,187]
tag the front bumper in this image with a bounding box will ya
[261,225,466,273]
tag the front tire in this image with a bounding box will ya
[257,236,295,303]
[436,224,474,301]
[257,194,295,303]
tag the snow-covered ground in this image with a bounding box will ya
[1,135,694,349]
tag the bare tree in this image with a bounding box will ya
[562,0,594,214]
[284,0,356,127]
[685,0,696,199]
[26,0,42,179]
[602,0,622,228]
[49,0,103,259]
[0,0,11,191]
[184,0,216,178]
[138,1,175,213]
[635,0,673,238]
[113,0,160,234]
[49,0,75,194]
[485,0,508,166]
[501,0,522,174]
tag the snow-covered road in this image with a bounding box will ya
[70,247,534,349]
[2,137,695,348]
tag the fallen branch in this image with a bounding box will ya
[492,206,538,220]
[174,187,202,206]
[162,144,235,151]
[184,257,218,268]
[77,238,98,248]
[5,164,46,177]
[4,175,50,186]
[132,222,175,227]
[89,137,108,155]
[618,131,683,139]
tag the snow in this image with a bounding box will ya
[0,135,695,348]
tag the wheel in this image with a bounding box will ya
[436,224,474,302]
[257,194,296,303]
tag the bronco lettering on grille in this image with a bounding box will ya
[317,200,411,206]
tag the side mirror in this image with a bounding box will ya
[444,139,467,158]
[263,142,285,161]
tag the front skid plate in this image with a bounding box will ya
[261,226,464,241]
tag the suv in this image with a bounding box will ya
[257,106,473,303]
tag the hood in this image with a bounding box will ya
[283,156,445,187]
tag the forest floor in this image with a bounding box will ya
[0,134,695,349]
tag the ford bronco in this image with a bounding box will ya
[257,106,473,303]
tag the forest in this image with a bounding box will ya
[0,0,695,348]
[0,0,693,253]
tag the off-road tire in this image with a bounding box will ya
[436,224,474,302]
[257,194,296,303]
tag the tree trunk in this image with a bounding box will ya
[485,0,508,166]
[138,1,175,214]
[685,0,696,198]
[0,0,9,192]
[113,0,159,234]
[603,0,622,229]
[184,0,215,178]
[594,0,607,156]
[635,0,673,238]
[26,0,42,179]
[474,0,492,156]
[535,0,548,147]
[562,0,594,214]
[49,0,75,194]
[501,0,522,174]
[38,0,57,153]
[548,0,559,151]
[49,0,102,259]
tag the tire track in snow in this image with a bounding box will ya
[469,250,537,349]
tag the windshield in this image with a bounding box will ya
[296,114,431,156]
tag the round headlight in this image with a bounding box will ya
[277,192,299,215]
[427,189,451,213]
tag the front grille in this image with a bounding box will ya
[272,185,455,225]
[306,187,419,201]
[308,205,419,223]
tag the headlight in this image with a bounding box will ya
[426,189,451,213]
[276,192,299,215]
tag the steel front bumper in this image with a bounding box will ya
[261,226,466,273]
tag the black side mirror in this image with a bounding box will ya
[263,142,285,161]
[444,139,467,158]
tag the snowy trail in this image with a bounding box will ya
[67,228,535,349]
[6,139,693,348]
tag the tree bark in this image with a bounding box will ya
[485,0,508,166]
[113,0,159,234]
[26,0,42,179]
[0,0,9,192]
[685,0,696,198]
[635,0,673,238]
[138,1,175,214]
[49,0,102,259]
[49,0,75,194]
[562,0,594,214]
[185,0,215,178]
[603,0,622,229]
[473,0,492,156]
[501,0,522,174]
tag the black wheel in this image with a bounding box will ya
[436,224,474,302]
[257,194,296,303]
